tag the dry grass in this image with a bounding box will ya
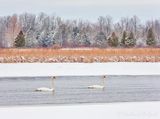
[0,48,160,63]
[0,48,160,57]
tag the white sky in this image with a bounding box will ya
[0,0,159,22]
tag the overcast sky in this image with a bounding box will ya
[0,0,159,22]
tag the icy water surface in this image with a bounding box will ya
[0,76,160,106]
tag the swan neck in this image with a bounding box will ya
[51,77,55,89]
[102,77,105,86]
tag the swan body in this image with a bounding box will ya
[35,76,56,92]
[35,87,54,92]
[87,75,106,89]
[88,85,104,89]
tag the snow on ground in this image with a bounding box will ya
[0,62,160,77]
[1,102,160,119]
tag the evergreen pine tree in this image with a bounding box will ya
[95,31,107,47]
[80,34,91,47]
[108,32,119,47]
[125,31,136,47]
[39,32,55,47]
[14,31,25,47]
[121,31,127,46]
[146,28,156,46]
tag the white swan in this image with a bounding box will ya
[35,87,54,92]
[87,85,105,89]
[35,76,56,92]
[87,76,106,89]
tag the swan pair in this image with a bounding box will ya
[35,76,56,92]
[87,76,106,89]
[35,75,107,92]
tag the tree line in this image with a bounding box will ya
[0,13,159,48]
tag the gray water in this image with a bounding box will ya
[0,75,160,106]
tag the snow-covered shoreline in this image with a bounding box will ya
[1,102,160,119]
[0,62,160,77]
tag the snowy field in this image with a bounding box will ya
[0,62,160,77]
[1,62,160,119]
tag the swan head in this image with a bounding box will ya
[103,75,107,79]
[52,76,56,79]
